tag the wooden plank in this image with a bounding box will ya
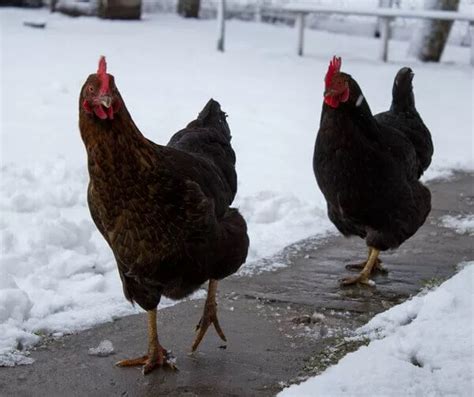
[279,5,474,23]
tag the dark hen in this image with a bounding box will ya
[79,57,248,374]
[313,57,432,286]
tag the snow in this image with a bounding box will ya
[279,262,474,397]
[88,339,115,357]
[0,351,35,367]
[440,214,474,236]
[0,9,472,365]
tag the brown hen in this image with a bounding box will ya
[79,57,249,374]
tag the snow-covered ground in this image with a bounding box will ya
[0,9,473,365]
[279,262,474,397]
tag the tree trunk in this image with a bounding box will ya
[98,0,141,20]
[409,0,460,62]
[177,0,201,18]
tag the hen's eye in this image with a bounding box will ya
[87,85,95,93]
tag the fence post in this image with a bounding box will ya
[470,21,474,66]
[255,0,262,22]
[296,13,306,56]
[217,0,226,52]
[379,17,390,62]
[375,0,393,37]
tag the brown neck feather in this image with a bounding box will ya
[79,104,158,178]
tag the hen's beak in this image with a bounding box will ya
[324,88,336,97]
[98,95,112,108]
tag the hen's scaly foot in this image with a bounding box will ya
[345,258,387,274]
[340,247,380,287]
[192,307,227,352]
[192,279,227,352]
[340,273,375,286]
[116,309,177,375]
[116,347,177,374]
[116,355,148,367]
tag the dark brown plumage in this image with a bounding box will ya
[79,57,248,374]
[313,57,433,286]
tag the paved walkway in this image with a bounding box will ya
[1,173,472,397]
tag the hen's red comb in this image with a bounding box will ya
[97,56,107,75]
[325,56,342,88]
[97,56,110,94]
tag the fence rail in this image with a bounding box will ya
[266,4,474,64]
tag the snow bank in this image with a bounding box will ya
[1,9,472,365]
[0,161,141,365]
[279,263,474,397]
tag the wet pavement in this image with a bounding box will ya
[1,172,472,397]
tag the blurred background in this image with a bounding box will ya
[3,0,473,51]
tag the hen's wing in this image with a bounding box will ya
[87,183,108,243]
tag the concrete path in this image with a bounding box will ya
[1,173,472,397]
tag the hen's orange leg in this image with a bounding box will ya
[345,247,386,273]
[116,308,177,374]
[192,279,227,352]
[341,248,381,286]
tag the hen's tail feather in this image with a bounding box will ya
[391,67,416,113]
[196,98,231,140]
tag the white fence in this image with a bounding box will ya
[215,2,474,65]
[270,4,474,64]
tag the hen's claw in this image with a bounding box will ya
[116,349,177,374]
[345,258,387,273]
[340,247,380,287]
[192,309,227,352]
[191,279,226,352]
[116,355,148,367]
[340,274,375,286]
[116,309,178,375]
